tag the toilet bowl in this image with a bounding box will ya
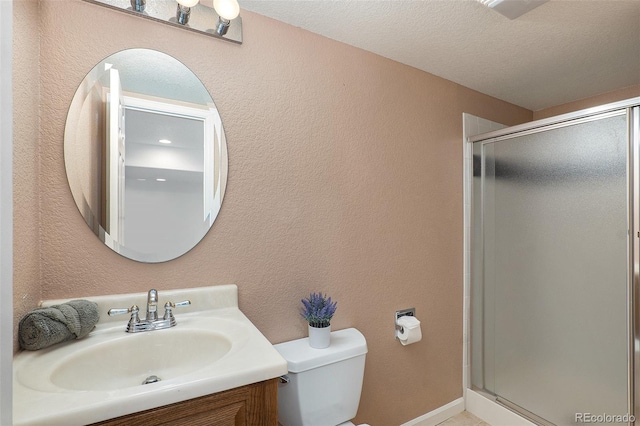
[274,328,368,426]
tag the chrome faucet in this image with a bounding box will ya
[146,289,158,321]
[108,289,191,333]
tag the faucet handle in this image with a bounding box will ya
[108,305,141,330]
[108,304,139,316]
[162,300,191,320]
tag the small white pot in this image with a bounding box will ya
[308,324,331,349]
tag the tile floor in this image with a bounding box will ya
[438,411,491,426]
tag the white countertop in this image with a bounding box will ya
[13,285,288,426]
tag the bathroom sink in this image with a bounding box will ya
[50,328,231,391]
[13,285,288,426]
[16,315,243,394]
[35,327,232,392]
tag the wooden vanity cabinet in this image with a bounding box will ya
[91,379,278,426]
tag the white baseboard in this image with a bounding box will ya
[465,389,536,426]
[400,398,465,426]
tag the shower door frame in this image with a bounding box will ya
[467,97,640,425]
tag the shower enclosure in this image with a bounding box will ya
[469,98,640,426]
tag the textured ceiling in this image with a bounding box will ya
[237,0,640,111]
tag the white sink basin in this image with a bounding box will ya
[50,328,231,391]
[13,285,288,426]
[20,322,235,392]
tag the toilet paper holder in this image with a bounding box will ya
[395,308,415,336]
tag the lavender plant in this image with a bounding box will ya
[300,292,337,328]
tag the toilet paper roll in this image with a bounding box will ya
[397,315,422,346]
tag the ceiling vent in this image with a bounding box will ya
[477,0,549,19]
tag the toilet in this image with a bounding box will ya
[274,328,368,426]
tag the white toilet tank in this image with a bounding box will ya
[274,328,368,426]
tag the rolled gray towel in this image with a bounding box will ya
[18,299,100,351]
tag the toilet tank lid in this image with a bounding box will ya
[274,328,368,373]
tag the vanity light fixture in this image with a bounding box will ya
[158,139,172,144]
[156,178,167,182]
[83,0,243,44]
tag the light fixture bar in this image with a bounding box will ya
[83,0,242,44]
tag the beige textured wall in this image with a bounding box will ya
[12,0,41,351]
[16,0,533,423]
[533,84,640,120]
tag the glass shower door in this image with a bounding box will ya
[472,111,630,425]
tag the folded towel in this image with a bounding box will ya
[18,299,100,351]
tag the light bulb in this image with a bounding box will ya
[214,0,239,20]
[177,0,199,7]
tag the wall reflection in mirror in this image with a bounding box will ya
[64,48,228,263]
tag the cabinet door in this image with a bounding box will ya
[92,379,278,426]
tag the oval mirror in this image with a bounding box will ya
[64,48,228,263]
